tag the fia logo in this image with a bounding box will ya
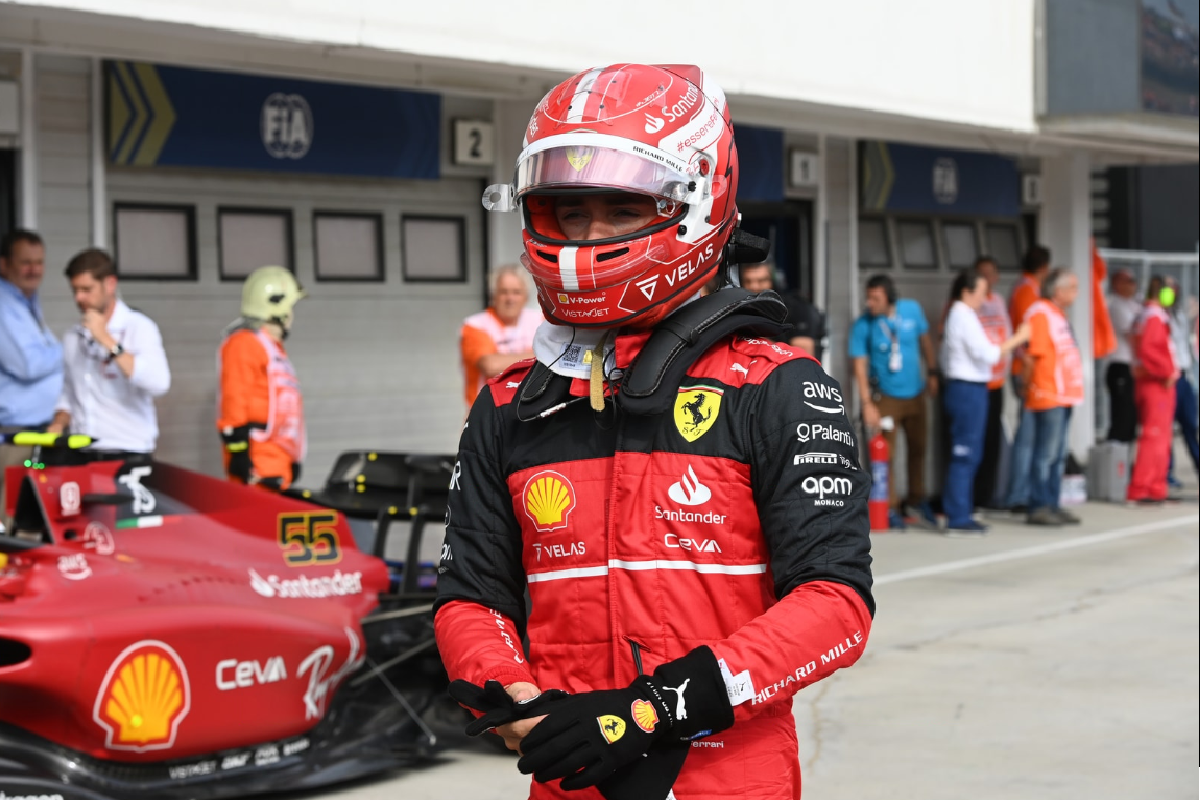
[261,93,313,160]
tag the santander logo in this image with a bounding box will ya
[644,113,666,134]
[667,465,711,506]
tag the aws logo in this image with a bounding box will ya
[93,640,191,751]
[523,471,577,532]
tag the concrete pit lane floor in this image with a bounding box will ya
[266,487,1198,800]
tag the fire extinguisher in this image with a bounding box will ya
[869,417,894,532]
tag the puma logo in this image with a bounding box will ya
[664,679,690,721]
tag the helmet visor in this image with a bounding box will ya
[516,144,692,204]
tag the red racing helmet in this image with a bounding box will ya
[483,64,740,329]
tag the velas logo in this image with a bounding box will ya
[566,146,593,172]
[523,471,577,532]
[597,714,626,744]
[668,465,711,506]
[631,699,658,733]
[93,640,191,751]
[674,386,723,442]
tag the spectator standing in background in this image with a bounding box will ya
[1126,278,1179,505]
[1162,277,1199,487]
[1021,268,1084,526]
[940,267,1030,535]
[0,229,63,532]
[46,249,171,456]
[1003,244,1052,515]
[739,261,826,360]
[969,256,1014,509]
[460,263,542,408]
[850,273,940,530]
[1105,268,1142,443]
[217,265,307,491]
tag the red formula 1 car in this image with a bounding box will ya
[0,437,465,800]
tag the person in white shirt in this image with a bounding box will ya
[940,267,1029,535]
[1105,268,1142,443]
[46,249,171,455]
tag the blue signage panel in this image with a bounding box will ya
[106,61,440,179]
[862,141,1019,217]
[735,125,785,203]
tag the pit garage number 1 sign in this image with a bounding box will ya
[105,60,441,180]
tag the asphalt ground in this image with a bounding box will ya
[267,487,1199,800]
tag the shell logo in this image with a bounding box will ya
[523,471,576,532]
[631,699,659,733]
[93,640,191,751]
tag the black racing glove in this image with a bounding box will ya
[516,645,734,791]
[221,425,252,483]
[595,743,689,800]
[448,679,570,737]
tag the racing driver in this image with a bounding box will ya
[434,63,874,800]
[216,265,306,491]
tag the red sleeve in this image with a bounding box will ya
[710,581,872,722]
[1137,316,1176,380]
[434,599,537,689]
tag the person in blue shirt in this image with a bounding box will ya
[849,274,939,530]
[1,228,64,531]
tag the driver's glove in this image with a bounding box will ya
[516,645,733,790]
[448,679,570,736]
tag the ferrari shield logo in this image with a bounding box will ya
[674,386,723,442]
[597,714,626,744]
[566,146,594,172]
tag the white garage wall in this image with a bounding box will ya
[27,55,494,484]
[102,168,487,482]
[7,0,1037,134]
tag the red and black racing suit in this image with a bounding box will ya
[434,328,875,800]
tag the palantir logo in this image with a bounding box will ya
[262,93,313,160]
[668,465,712,506]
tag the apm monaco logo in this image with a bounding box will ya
[523,471,577,532]
[802,475,852,507]
[93,640,191,751]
